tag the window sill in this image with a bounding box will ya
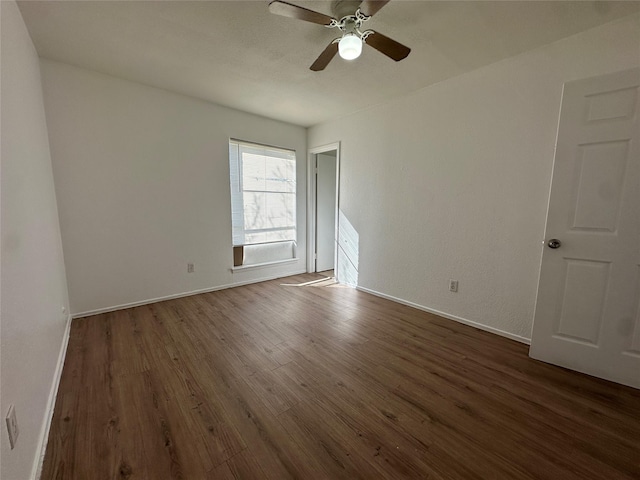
[231,258,298,273]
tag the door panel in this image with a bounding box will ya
[530,68,640,389]
[571,140,628,231]
[556,259,609,344]
[315,153,337,272]
[586,86,637,121]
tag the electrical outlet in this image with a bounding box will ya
[449,279,459,293]
[6,405,19,449]
[187,263,194,273]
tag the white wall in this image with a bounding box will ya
[0,2,71,479]
[40,60,307,316]
[309,14,640,341]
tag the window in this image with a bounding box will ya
[229,140,297,267]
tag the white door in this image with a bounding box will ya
[530,68,640,389]
[315,152,337,272]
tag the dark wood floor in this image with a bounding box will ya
[42,273,640,479]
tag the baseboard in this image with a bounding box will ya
[32,313,72,479]
[356,286,531,345]
[72,269,308,319]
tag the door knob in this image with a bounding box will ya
[547,239,562,249]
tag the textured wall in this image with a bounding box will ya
[40,61,307,315]
[1,2,70,478]
[308,14,640,340]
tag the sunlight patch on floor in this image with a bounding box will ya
[280,274,349,288]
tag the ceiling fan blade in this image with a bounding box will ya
[364,30,410,61]
[310,41,339,71]
[358,0,390,17]
[269,0,336,26]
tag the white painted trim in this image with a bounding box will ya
[356,286,531,345]
[32,313,72,480]
[307,142,341,275]
[72,269,307,319]
[231,258,298,272]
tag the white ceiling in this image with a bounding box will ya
[17,1,640,127]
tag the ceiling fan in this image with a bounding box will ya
[268,0,411,71]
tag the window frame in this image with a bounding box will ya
[229,139,298,268]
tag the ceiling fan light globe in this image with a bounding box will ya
[338,34,362,60]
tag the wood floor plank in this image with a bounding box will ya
[365,325,640,455]
[211,375,318,479]
[207,461,236,480]
[242,369,301,416]
[42,273,640,479]
[109,310,150,377]
[224,449,269,479]
[112,371,178,479]
[277,400,383,480]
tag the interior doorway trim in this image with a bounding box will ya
[307,142,340,275]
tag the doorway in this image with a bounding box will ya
[307,143,340,278]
